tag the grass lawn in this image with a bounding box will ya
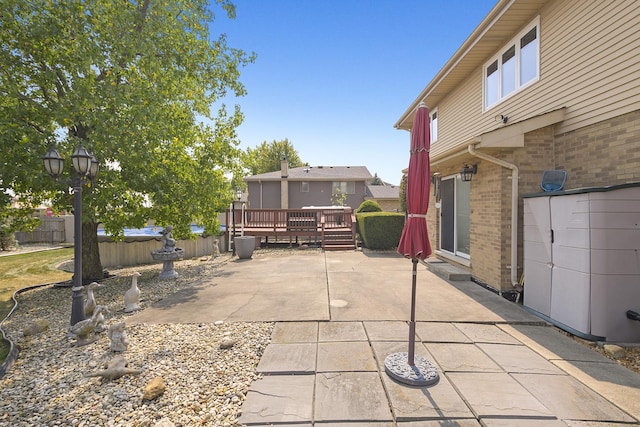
[0,248,73,361]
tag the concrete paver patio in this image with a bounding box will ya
[127,250,640,426]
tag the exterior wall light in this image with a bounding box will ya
[460,164,477,182]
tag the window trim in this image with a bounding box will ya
[483,17,540,111]
[332,181,356,195]
[430,108,438,142]
[301,181,309,192]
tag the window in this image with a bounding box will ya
[484,19,539,109]
[430,109,438,142]
[332,181,355,194]
[301,181,309,192]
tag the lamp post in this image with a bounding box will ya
[231,190,242,256]
[43,144,99,330]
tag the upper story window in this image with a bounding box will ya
[301,181,309,192]
[332,181,355,194]
[430,109,438,142]
[484,18,539,110]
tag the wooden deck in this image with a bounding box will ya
[226,207,357,250]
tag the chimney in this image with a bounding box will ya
[281,156,288,178]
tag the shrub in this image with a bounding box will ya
[356,212,405,250]
[356,200,382,213]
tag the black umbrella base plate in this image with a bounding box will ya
[384,352,439,387]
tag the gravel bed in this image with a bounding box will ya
[0,251,299,427]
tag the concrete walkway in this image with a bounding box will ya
[128,251,640,426]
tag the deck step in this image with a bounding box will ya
[322,230,356,251]
[323,243,356,251]
[424,259,471,281]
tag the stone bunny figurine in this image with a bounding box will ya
[108,321,129,352]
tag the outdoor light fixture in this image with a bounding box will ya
[460,164,477,182]
[495,114,508,124]
[431,172,441,201]
[43,144,99,332]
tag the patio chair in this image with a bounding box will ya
[540,170,567,192]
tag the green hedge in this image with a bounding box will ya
[356,200,382,213]
[356,212,405,250]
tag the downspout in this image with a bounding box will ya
[468,143,520,289]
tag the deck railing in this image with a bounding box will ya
[226,207,355,245]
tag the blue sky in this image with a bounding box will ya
[212,1,497,185]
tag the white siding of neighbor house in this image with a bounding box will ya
[430,0,640,160]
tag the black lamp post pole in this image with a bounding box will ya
[70,177,85,328]
[43,144,98,333]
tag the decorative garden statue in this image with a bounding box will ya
[123,272,141,312]
[160,226,177,252]
[84,282,101,317]
[108,321,129,352]
[150,226,184,279]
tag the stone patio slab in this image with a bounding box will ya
[317,341,377,372]
[499,324,615,363]
[238,375,314,425]
[398,420,480,426]
[479,420,566,426]
[446,372,553,418]
[425,343,502,372]
[514,373,636,422]
[553,359,640,420]
[271,322,318,343]
[318,321,367,342]
[257,343,316,374]
[454,323,522,344]
[364,321,411,341]
[415,321,472,343]
[380,369,474,421]
[370,341,441,372]
[477,343,565,375]
[315,372,392,422]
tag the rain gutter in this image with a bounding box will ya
[467,143,520,289]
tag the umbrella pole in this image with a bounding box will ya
[408,258,418,366]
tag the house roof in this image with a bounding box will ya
[365,184,400,200]
[394,0,550,130]
[244,165,373,182]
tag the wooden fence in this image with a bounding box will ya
[15,217,66,244]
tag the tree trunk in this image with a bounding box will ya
[82,221,104,282]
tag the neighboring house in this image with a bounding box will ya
[365,183,401,212]
[395,0,640,293]
[244,157,373,209]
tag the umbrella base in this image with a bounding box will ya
[384,352,439,387]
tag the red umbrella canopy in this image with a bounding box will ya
[397,103,432,260]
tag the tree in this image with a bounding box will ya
[0,194,40,250]
[369,173,384,185]
[399,173,408,213]
[242,138,304,176]
[0,0,254,280]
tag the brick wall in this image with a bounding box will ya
[555,110,640,188]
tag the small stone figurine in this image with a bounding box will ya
[84,282,101,317]
[160,226,177,252]
[108,321,129,352]
[93,304,107,333]
[211,238,220,258]
[123,272,141,313]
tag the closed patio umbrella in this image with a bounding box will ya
[385,102,439,387]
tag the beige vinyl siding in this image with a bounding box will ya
[430,0,640,161]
